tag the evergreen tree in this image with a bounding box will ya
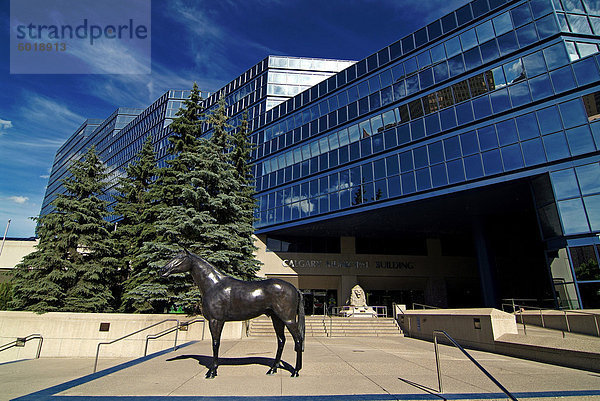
[10,212,74,312]
[142,83,206,312]
[114,136,167,313]
[11,146,118,312]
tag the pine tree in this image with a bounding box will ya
[11,146,118,312]
[114,136,168,313]
[228,109,261,278]
[142,83,206,313]
[10,212,75,312]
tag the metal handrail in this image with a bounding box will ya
[93,318,179,372]
[0,334,43,358]
[505,304,600,337]
[143,317,205,356]
[433,330,517,401]
[329,305,388,317]
[412,303,439,309]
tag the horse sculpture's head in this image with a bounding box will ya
[161,250,193,277]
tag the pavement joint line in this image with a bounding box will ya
[10,341,198,401]
[315,338,396,400]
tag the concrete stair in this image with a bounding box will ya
[248,315,402,337]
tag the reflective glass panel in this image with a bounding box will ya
[444,136,461,159]
[544,43,570,69]
[516,23,538,47]
[583,195,600,231]
[504,59,526,83]
[551,168,580,199]
[566,125,596,155]
[550,66,576,93]
[498,31,519,55]
[464,154,484,179]
[433,61,450,82]
[460,130,479,155]
[536,14,560,38]
[431,163,448,187]
[543,131,571,160]
[431,43,447,63]
[460,29,478,50]
[494,12,513,36]
[482,149,503,174]
[509,82,531,107]
[576,163,600,195]
[568,14,592,34]
[501,143,524,170]
[516,113,540,140]
[416,168,432,190]
[448,54,465,76]
[473,95,492,119]
[491,88,511,113]
[399,152,413,173]
[522,138,547,166]
[480,39,500,63]
[446,37,462,57]
[511,3,533,27]
[447,159,466,183]
[476,20,495,43]
[558,198,590,234]
[529,73,554,101]
[478,125,499,150]
[559,99,587,128]
[537,106,563,134]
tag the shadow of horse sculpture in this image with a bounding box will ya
[161,250,305,378]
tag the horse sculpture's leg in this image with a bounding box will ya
[284,321,303,377]
[267,316,286,375]
[207,319,224,379]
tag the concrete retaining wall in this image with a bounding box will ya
[0,311,243,363]
[516,310,600,337]
[397,308,518,352]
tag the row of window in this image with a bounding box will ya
[254,0,559,142]
[255,35,574,172]
[256,41,596,189]
[255,4,558,152]
[255,94,600,227]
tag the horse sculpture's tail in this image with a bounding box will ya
[297,289,305,351]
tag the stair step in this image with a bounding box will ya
[248,316,402,337]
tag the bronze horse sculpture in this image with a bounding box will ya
[161,250,305,378]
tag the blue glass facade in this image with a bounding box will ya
[249,0,600,309]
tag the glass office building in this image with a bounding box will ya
[250,0,600,311]
[42,0,600,312]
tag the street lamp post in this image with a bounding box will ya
[0,219,11,257]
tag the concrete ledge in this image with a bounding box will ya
[495,336,600,373]
[0,311,242,362]
[398,308,517,352]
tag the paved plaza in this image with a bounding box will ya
[2,335,600,401]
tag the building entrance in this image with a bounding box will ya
[301,289,337,315]
[366,289,424,317]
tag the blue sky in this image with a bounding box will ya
[0,0,468,238]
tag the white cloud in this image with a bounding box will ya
[8,196,29,204]
[0,119,12,135]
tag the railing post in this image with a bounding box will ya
[433,334,443,393]
[93,343,102,373]
[594,315,600,337]
[564,310,571,334]
[35,336,43,359]
[173,321,179,351]
[540,309,545,328]
[520,309,527,336]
